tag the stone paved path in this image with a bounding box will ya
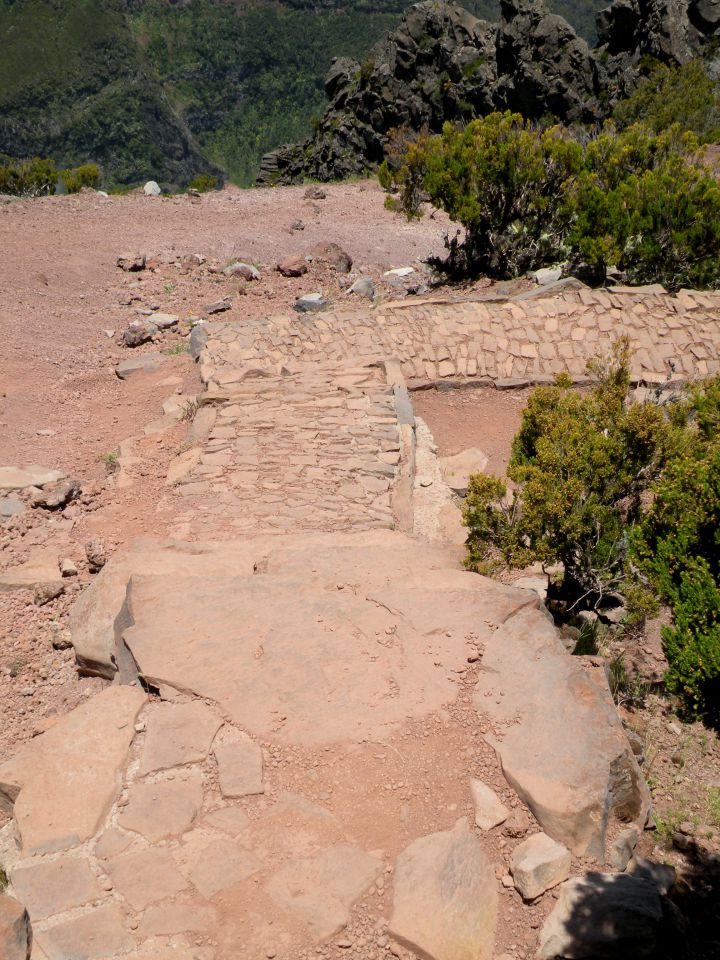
[1,282,718,960]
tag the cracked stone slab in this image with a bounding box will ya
[106,847,189,911]
[177,832,262,898]
[11,856,105,921]
[213,726,264,797]
[0,686,145,854]
[121,548,530,746]
[35,902,134,960]
[138,701,222,775]
[0,466,65,493]
[118,769,204,842]
[266,843,382,940]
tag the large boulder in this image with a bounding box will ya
[538,872,664,958]
[389,818,498,960]
[474,605,650,858]
[0,896,31,960]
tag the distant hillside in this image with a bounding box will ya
[0,0,608,187]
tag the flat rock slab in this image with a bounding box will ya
[0,686,144,854]
[0,466,65,492]
[35,902,133,960]
[178,832,262,898]
[118,769,204,842]
[0,547,63,594]
[122,563,528,746]
[267,843,381,940]
[474,606,650,858]
[11,855,104,920]
[138,700,222,775]
[390,818,497,960]
[115,353,164,380]
[213,726,264,797]
[106,847,188,910]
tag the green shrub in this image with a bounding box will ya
[188,173,219,193]
[61,163,101,193]
[0,157,57,197]
[633,382,720,720]
[463,340,680,610]
[389,112,720,289]
[613,60,720,142]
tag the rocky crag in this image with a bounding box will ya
[259,0,720,183]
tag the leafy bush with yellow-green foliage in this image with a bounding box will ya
[385,111,720,290]
[0,157,57,197]
[463,342,720,722]
[188,173,219,193]
[61,163,101,193]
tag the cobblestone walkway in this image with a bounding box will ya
[168,283,720,538]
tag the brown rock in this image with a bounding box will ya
[304,186,326,200]
[106,847,188,910]
[35,903,132,960]
[310,242,352,273]
[117,252,146,272]
[470,779,509,831]
[276,256,308,277]
[510,832,571,900]
[84,539,107,573]
[138,701,222,775]
[474,606,650,857]
[0,686,145,854]
[122,320,158,348]
[11,856,104,921]
[213,726,264,797]
[118,769,204,841]
[0,895,31,960]
[30,480,81,510]
[33,581,64,606]
[389,818,497,960]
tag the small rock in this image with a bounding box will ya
[0,498,25,519]
[0,893,31,960]
[310,241,352,273]
[36,429,56,437]
[205,299,232,315]
[85,539,107,573]
[304,185,326,199]
[290,219,305,231]
[116,253,146,272]
[533,266,563,285]
[224,261,261,281]
[349,277,376,300]
[384,267,415,277]
[143,181,161,196]
[0,465,65,493]
[610,827,640,872]
[294,293,331,313]
[152,313,179,330]
[504,808,531,838]
[439,447,489,496]
[51,625,72,650]
[510,832,571,900]
[277,256,308,277]
[31,479,81,510]
[115,353,164,379]
[189,322,208,361]
[122,319,158,347]
[34,581,64,606]
[60,558,78,578]
[470,779,509,831]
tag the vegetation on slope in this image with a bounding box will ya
[463,342,720,723]
[0,0,608,187]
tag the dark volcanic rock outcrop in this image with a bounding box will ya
[259,0,720,184]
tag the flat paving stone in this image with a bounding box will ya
[0,686,145,854]
[213,726,264,797]
[118,769,204,842]
[106,847,189,911]
[35,902,134,960]
[138,701,223,775]
[11,856,104,921]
